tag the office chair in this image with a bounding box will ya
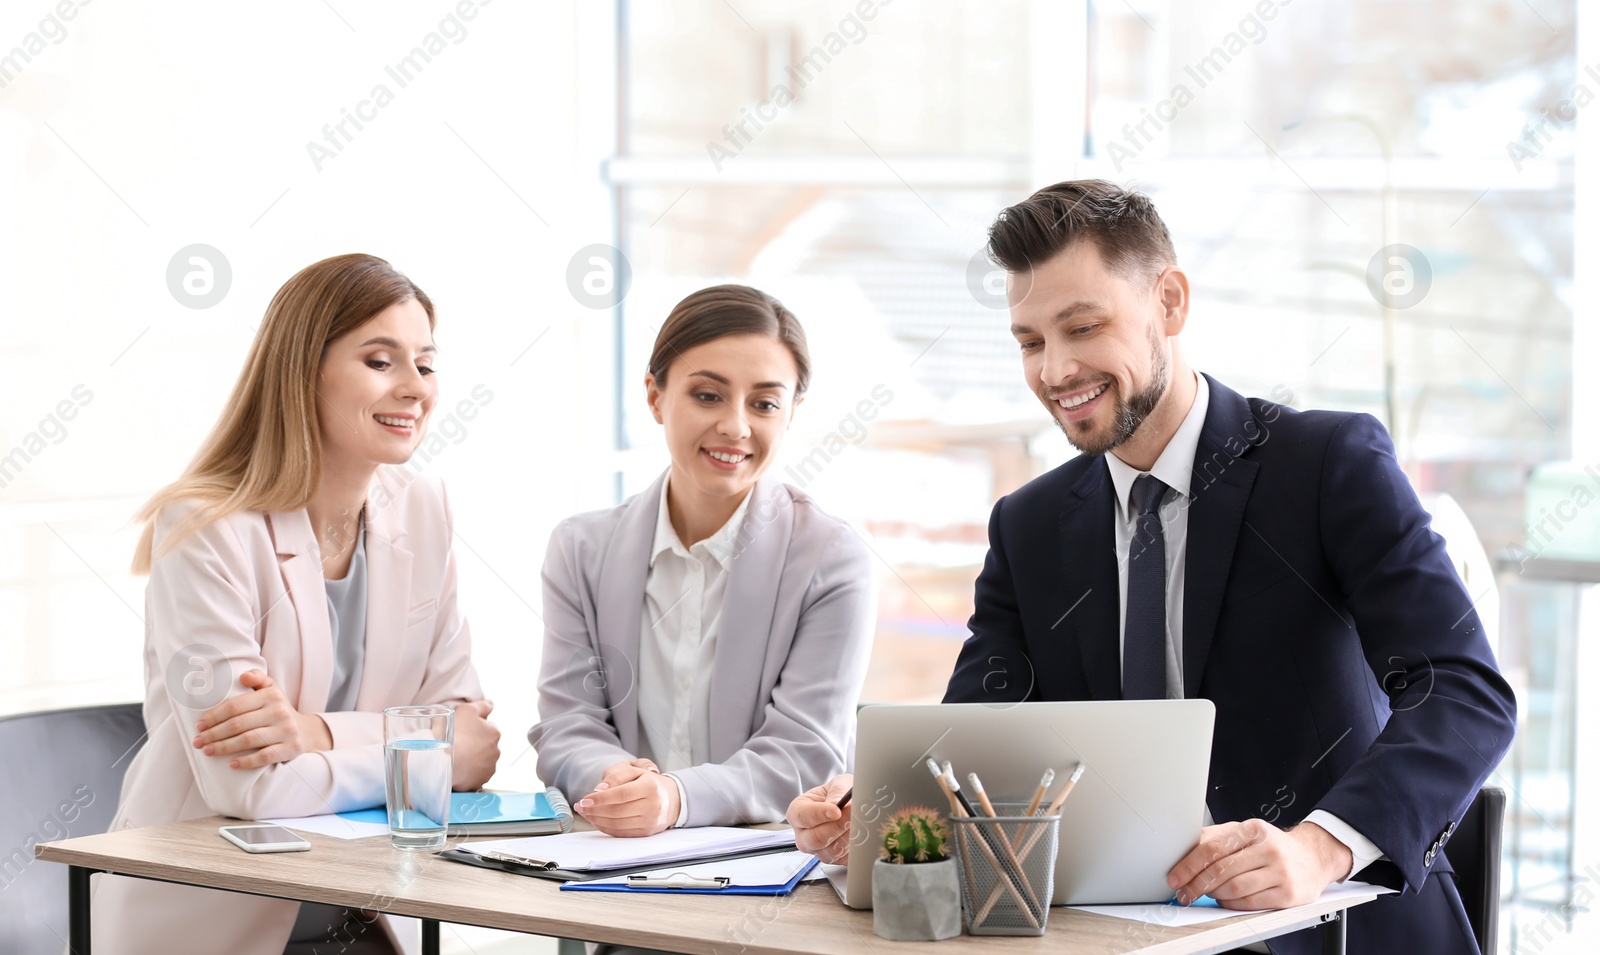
[0,702,147,955]
[1444,786,1506,955]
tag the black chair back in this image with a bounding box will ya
[0,703,146,955]
[1445,786,1506,955]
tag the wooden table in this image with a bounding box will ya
[36,816,1379,954]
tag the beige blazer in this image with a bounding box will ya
[530,473,876,827]
[91,468,483,955]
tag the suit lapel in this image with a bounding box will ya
[594,473,660,755]
[355,476,413,712]
[708,478,789,759]
[1061,459,1122,700]
[1182,376,1261,697]
[266,508,333,711]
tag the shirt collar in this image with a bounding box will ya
[649,473,755,570]
[1104,371,1210,523]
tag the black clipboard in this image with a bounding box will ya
[435,842,797,883]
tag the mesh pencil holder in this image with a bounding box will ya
[949,803,1058,936]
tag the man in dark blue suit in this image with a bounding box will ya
[790,180,1515,954]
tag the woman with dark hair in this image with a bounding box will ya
[98,254,501,955]
[530,284,875,839]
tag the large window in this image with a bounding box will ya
[610,2,1586,951]
[611,0,1575,686]
[612,0,1044,702]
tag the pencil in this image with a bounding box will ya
[960,767,1036,895]
[835,788,853,810]
[942,763,981,820]
[924,758,965,817]
[1024,768,1055,817]
[1008,762,1090,868]
[966,772,998,818]
[975,765,1084,925]
[1042,762,1086,817]
[926,759,1038,929]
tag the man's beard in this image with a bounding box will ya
[1054,327,1171,457]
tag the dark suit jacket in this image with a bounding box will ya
[944,375,1516,955]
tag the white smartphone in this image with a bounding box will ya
[218,824,312,853]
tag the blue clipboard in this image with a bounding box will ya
[560,854,818,896]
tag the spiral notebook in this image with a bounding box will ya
[336,788,573,836]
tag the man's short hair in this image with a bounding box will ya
[986,179,1176,286]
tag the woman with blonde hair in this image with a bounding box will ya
[96,253,500,955]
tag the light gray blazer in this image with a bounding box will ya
[530,472,876,827]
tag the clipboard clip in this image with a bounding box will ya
[479,850,558,871]
[626,872,731,889]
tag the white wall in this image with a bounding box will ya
[0,0,620,791]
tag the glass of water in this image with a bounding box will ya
[383,704,453,850]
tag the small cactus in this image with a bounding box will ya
[879,805,950,864]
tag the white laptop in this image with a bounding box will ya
[826,700,1214,908]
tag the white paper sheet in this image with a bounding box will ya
[574,850,817,888]
[461,826,795,871]
[259,814,390,840]
[1068,880,1397,927]
[1070,899,1262,928]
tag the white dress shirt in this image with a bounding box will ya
[636,476,753,827]
[1103,372,1383,886]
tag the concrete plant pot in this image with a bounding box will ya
[872,858,962,941]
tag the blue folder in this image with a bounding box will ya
[339,790,571,835]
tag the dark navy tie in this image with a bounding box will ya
[1123,474,1170,700]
